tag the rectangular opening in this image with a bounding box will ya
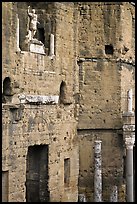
[37,27,45,45]
[105,44,114,55]
[26,145,49,202]
[64,158,70,187]
[2,171,9,202]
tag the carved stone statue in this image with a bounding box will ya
[24,6,45,54]
[27,6,39,41]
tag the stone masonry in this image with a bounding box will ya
[2,2,135,202]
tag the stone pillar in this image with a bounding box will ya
[78,193,87,202]
[49,34,55,57]
[125,137,135,202]
[110,185,118,202]
[127,89,132,113]
[16,14,20,51]
[122,89,135,202]
[94,140,102,202]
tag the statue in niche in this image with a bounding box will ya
[26,6,40,41]
[23,6,45,54]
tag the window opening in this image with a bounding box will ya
[105,45,114,55]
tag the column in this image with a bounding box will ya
[110,185,118,202]
[16,14,20,51]
[78,193,87,202]
[49,33,54,56]
[94,140,102,202]
[123,89,135,202]
[127,89,132,112]
[125,137,135,202]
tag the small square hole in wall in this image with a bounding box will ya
[105,45,114,55]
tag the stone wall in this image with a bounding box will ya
[2,2,79,202]
[78,130,124,202]
[2,2,135,202]
[76,2,135,202]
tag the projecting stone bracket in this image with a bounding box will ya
[2,104,24,122]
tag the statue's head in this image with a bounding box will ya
[32,9,35,13]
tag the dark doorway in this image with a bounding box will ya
[26,145,49,202]
[2,171,9,202]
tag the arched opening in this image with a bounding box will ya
[59,81,67,104]
[2,77,13,103]
[3,77,12,96]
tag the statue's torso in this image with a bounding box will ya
[29,14,37,30]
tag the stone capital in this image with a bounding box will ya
[124,137,135,150]
[123,124,135,132]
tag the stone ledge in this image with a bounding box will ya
[18,94,59,105]
[2,103,21,110]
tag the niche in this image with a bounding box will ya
[2,77,13,103]
[59,81,67,105]
[3,77,12,96]
[37,26,45,45]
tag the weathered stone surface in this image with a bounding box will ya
[2,2,135,203]
[29,40,45,54]
[19,94,59,104]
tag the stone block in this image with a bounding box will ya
[122,112,135,125]
[23,39,45,54]
[29,40,45,55]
